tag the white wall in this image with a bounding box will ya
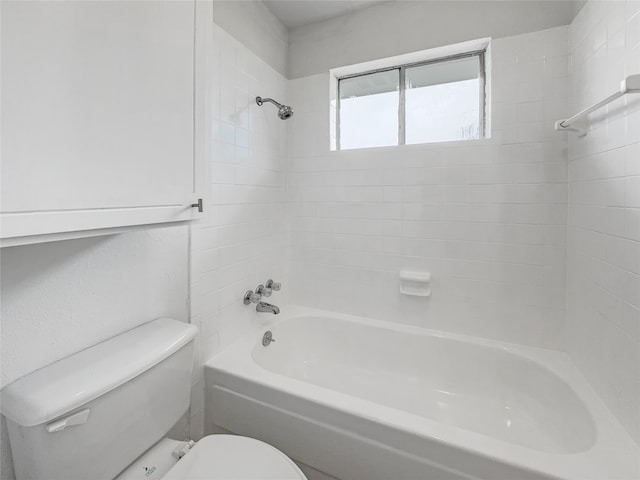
[212,0,288,78]
[287,26,569,349]
[0,3,290,475]
[188,19,289,437]
[288,0,582,78]
[0,227,190,479]
[565,0,640,444]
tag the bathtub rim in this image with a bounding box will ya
[205,305,639,480]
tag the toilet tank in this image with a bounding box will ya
[1,318,198,480]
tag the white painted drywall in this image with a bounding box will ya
[212,0,288,77]
[288,0,581,78]
[0,227,190,479]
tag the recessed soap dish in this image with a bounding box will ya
[399,270,431,297]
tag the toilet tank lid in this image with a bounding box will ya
[0,318,198,427]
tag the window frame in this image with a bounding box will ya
[336,50,486,150]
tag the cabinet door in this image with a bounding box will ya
[1,1,201,244]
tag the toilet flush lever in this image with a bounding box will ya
[46,408,90,433]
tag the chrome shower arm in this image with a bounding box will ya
[256,97,283,108]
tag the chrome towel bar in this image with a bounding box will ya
[555,74,640,136]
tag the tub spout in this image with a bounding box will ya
[256,302,280,314]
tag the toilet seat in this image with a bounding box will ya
[162,435,307,480]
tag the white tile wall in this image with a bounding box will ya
[188,24,289,438]
[286,27,569,349]
[566,0,640,444]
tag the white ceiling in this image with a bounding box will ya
[264,0,389,29]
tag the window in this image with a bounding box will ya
[337,51,485,150]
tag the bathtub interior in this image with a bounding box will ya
[251,316,597,454]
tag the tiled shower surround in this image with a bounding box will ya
[192,0,638,450]
[188,24,289,438]
[566,0,640,444]
[287,26,570,349]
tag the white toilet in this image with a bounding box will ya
[1,318,307,480]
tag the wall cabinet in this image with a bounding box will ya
[1,1,206,247]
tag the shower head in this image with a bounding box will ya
[278,105,294,120]
[256,96,294,120]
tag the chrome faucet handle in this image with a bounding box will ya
[243,290,261,305]
[265,279,281,291]
[256,284,272,297]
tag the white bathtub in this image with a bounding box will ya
[205,306,639,480]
